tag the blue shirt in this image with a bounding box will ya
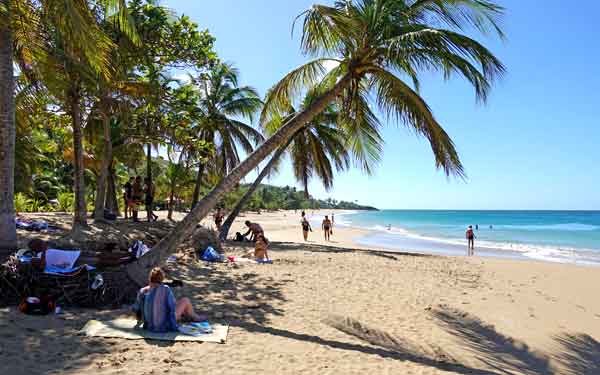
[132,284,178,333]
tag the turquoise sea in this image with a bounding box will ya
[331,210,600,265]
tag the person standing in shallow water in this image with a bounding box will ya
[466,225,475,256]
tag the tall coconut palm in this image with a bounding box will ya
[0,0,17,253]
[127,0,505,285]
[190,62,264,208]
[219,89,378,240]
[1,0,136,233]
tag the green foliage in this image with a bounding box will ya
[221,184,376,212]
[14,193,29,213]
[57,191,75,213]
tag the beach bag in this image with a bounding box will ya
[19,296,55,315]
[200,246,224,262]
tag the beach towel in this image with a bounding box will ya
[227,256,272,264]
[43,249,95,275]
[81,318,229,343]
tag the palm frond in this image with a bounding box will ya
[406,0,505,39]
[261,58,337,124]
[369,67,464,177]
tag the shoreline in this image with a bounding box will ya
[300,209,600,267]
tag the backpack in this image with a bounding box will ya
[200,246,224,262]
[19,296,56,315]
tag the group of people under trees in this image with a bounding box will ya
[123,176,157,222]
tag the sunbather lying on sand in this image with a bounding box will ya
[132,268,206,333]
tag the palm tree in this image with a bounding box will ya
[127,0,505,285]
[219,89,376,240]
[1,1,136,233]
[190,63,264,208]
[0,0,17,253]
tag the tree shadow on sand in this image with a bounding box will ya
[236,315,501,374]
[551,333,600,375]
[167,260,289,325]
[0,308,127,375]
[269,241,432,260]
[432,308,600,375]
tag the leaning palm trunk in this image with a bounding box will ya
[219,138,293,241]
[126,74,352,285]
[0,1,17,253]
[69,90,88,230]
[93,106,112,221]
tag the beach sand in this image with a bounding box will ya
[1,209,600,374]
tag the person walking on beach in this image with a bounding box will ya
[144,177,158,222]
[322,215,332,241]
[301,217,312,241]
[123,177,134,219]
[466,225,475,255]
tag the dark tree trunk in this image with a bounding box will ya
[219,138,293,241]
[106,166,120,216]
[146,143,152,182]
[94,103,112,221]
[0,1,17,254]
[191,163,204,208]
[167,185,175,221]
[70,89,88,230]
[126,74,351,285]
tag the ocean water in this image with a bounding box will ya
[334,210,600,265]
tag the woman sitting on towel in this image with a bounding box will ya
[132,267,206,332]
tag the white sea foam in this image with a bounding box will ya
[348,219,600,265]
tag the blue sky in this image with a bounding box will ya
[164,0,600,210]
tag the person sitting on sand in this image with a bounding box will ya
[233,232,250,242]
[242,220,263,242]
[322,215,332,241]
[28,238,48,270]
[301,217,312,241]
[243,233,270,261]
[132,267,206,333]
